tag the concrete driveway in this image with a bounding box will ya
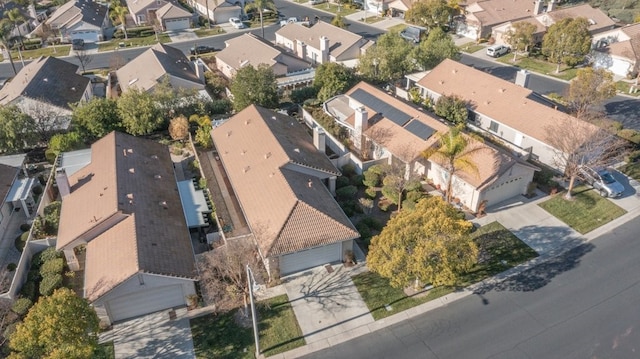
[284,264,373,344]
[99,308,195,359]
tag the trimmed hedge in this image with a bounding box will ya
[19,281,36,301]
[40,258,64,276]
[336,185,358,200]
[11,298,33,316]
[31,247,62,268]
[39,273,63,296]
[336,176,350,189]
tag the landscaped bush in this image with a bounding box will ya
[336,176,350,189]
[365,187,377,199]
[3,322,18,342]
[627,150,640,163]
[19,281,36,301]
[359,216,383,231]
[363,165,384,187]
[350,175,364,187]
[355,222,372,239]
[378,200,391,212]
[27,270,40,283]
[11,298,33,316]
[31,185,43,196]
[618,129,640,144]
[40,258,64,276]
[339,200,362,217]
[336,185,358,200]
[19,223,31,232]
[341,164,357,178]
[7,263,16,271]
[31,247,62,268]
[290,86,318,104]
[39,273,63,296]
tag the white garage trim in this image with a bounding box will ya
[165,18,190,31]
[279,242,342,275]
[481,176,525,208]
[69,30,100,43]
[107,284,186,323]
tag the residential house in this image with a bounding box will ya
[0,56,92,131]
[56,132,198,325]
[412,59,600,172]
[126,0,191,29]
[458,0,614,41]
[115,43,205,94]
[45,0,110,43]
[216,33,313,89]
[210,105,360,277]
[591,23,640,78]
[186,0,242,25]
[275,21,372,68]
[0,154,36,242]
[0,3,46,43]
[387,0,416,18]
[491,17,547,48]
[324,81,538,212]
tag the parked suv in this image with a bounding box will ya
[72,39,84,50]
[399,26,427,43]
[486,44,509,57]
[577,166,625,197]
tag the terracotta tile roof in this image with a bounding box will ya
[344,82,450,162]
[217,33,283,71]
[542,4,614,33]
[0,163,19,203]
[467,0,533,27]
[156,2,192,19]
[0,56,89,110]
[620,23,640,38]
[211,105,358,257]
[276,21,369,59]
[416,59,587,143]
[116,43,202,93]
[607,38,639,61]
[57,132,197,300]
[494,17,546,35]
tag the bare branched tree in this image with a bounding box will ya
[379,145,423,212]
[196,238,264,314]
[74,49,93,74]
[545,116,627,199]
[28,99,68,141]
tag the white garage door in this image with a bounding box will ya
[107,285,186,323]
[482,177,525,208]
[279,242,342,276]
[609,59,632,77]
[70,31,100,43]
[165,18,190,31]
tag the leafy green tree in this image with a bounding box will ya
[367,196,477,288]
[0,105,37,153]
[542,17,591,73]
[380,167,421,212]
[195,124,212,148]
[363,164,385,187]
[504,21,537,61]
[71,97,121,139]
[48,132,84,155]
[411,27,460,70]
[434,94,468,125]
[230,64,279,112]
[0,19,17,75]
[567,67,617,119]
[358,32,415,82]
[5,8,25,50]
[313,62,358,102]
[117,88,163,135]
[9,288,99,358]
[244,0,276,38]
[204,71,228,98]
[331,15,347,29]
[110,5,129,40]
[405,0,452,29]
[422,126,484,203]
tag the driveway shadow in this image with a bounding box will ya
[604,99,640,131]
[610,168,638,199]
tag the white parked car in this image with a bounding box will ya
[229,17,246,29]
[486,44,510,57]
[310,0,326,4]
[578,166,625,198]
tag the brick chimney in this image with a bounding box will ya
[296,39,307,60]
[533,0,544,14]
[354,107,368,150]
[319,36,329,64]
[56,168,71,198]
[547,0,556,12]
[313,127,326,152]
[194,60,205,83]
[515,69,530,88]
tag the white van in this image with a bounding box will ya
[486,45,509,57]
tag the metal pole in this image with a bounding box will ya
[247,265,260,358]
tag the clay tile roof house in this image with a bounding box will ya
[412,59,600,172]
[275,21,372,68]
[115,43,205,95]
[126,0,191,28]
[210,105,359,277]
[323,81,538,212]
[45,0,110,43]
[56,132,198,325]
[185,0,242,26]
[0,56,92,131]
[216,33,312,79]
[592,23,640,77]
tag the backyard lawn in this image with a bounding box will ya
[538,185,627,234]
[353,221,537,320]
[191,294,303,359]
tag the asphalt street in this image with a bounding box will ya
[299,217,640,359]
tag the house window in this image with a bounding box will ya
[489,121,499,133]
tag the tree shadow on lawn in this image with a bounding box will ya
[604,99,640,131]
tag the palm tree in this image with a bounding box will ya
[0,19,17,75]
[111,5,129,40]
[244,0,277,38]
[5,8,25,50]
[421,125,484,203]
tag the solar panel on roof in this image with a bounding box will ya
[350,88,412,126]
[405,120,435,141]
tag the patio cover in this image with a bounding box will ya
[176,180,211,228]
[6,177,35,203]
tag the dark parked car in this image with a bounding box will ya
[190,45,218,55]
[72,39,84,50]
[399,26,427,43]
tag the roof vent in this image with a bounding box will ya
[71,87,76,91]
[271,116,277,120]
[43,78,48,82]
[269,172,275,178]
[452,69,458,74]
[264,152,271,159]
[245,119,251,125]
[498,88,505,93]
[243,166,250,173]
[159,201,168,209]
[128,78,138,85]
[154,174,162,179]
[439,80,444,85]
[127,193,134,200]
[129,168,135,174]
[485,100,491,105]
[227,131,232,137]
[151,155,158,159]
[294,148,300,153]
[241,149,246,155]
[307,179,313,188]
[127,149,133,154]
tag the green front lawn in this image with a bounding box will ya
[94,341,115,359]
[496,56,578,81]
[387,24,406,33]
[191,294,303,359]
[615,81,640,97]
[354,221,537,320]
[194,27,226,37]
[538,185,627,234]
[460,41,484,54]
[97,35,171,52]
[312,3,359,16]
[10,45,71,59]
[620,162,640,181]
